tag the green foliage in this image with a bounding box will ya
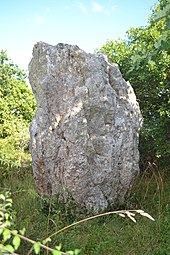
[0,50,35,124]
[0,124,31,174]
[0,188,156,255]
[0,191,81,255]
[1,168,169,255]
[33,242,41,254]
[0,50,36,174]
[41,192,88,229]
[151,0,170,51]
[98,0,170,166]
[0,192,16,253]
[13,235,21,250]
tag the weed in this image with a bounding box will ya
[0,167,169,254]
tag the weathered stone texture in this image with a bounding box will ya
[29,42,142,212]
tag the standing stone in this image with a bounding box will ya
[29,42,142,212]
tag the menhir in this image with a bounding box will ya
[29,42,142,212]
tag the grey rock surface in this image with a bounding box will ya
[29,42,142,212]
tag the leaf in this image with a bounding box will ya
[3,228,11,241]
[33,242,41,254]
[3,244,15,253]
[67,251,74,255]
[4,202,13,208]
[4,213,10,220]
[19,227,26,235]
[52,250,62,255]
[11,230,18,235]
[0,194,5,200]
[55,243,62,251]
[12,235,21,250]
[5,220,11,227]
[74,249,81,255]
[6,198,12,203]
[42,237,52,245]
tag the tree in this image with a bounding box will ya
[0,50,36,174]
[98,0,170,168]
[151,0,170,51]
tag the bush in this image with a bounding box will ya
[0,50,36,175]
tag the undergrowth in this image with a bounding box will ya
[0,166,169,255]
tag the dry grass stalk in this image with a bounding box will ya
[47,209,155,240]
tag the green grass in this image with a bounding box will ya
[0,167,169,255]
